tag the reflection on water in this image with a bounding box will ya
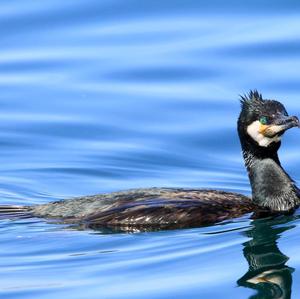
[238,216,298,299]
[1,0,300,298]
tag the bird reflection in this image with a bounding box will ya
[238,215,298,299]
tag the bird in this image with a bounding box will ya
[1,90,300,231]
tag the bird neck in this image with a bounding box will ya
[241,139,299,211]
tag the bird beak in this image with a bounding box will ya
[259,116,300,138]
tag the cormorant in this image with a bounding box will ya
[1,91,300,231]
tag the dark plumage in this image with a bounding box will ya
[1,91,299,231]
[238,91,300,211]
[30,188,254,231]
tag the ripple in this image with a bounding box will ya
[1,1,300,298]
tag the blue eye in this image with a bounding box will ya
[260,116,268,125]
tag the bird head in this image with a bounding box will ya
[238,90,299,149]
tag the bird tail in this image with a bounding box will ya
[0,205,31,219]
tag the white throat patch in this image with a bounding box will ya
[247,120,281,147]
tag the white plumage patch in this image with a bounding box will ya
[247,121,281,147]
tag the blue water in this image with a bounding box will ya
[1,1,300,298]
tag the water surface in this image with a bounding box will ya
[1,1,300,298]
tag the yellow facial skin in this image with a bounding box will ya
[258,124,269,135]
[248,114,298,147]
[247,121,282,147]
[259,123,284,138]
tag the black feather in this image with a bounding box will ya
[240,90,263,106]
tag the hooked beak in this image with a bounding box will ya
[260,115,300,138]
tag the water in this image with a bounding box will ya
[1,0,300,298]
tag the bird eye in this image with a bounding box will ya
[259,116,268,125]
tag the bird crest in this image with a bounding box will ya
[240,90,264,113]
